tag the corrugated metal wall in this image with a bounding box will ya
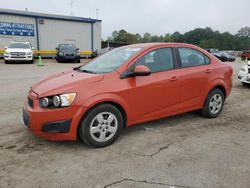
[0,14,102,51]
[38,18,93,50]
[0,14,37,49]
[93,21,101,50]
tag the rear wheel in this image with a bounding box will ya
[79,104,123,147]
[76,59,80,63]
[4,60,9,64]
[201,89,224,118]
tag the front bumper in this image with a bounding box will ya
[56,55,80,61]
[4,56,33,61]
[22,90,86,141]
[238,70,250,83]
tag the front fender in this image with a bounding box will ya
[80,93,130,122]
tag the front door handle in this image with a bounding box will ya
[170,76,180,81]
[205,69,212,73]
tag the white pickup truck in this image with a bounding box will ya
[4,41,34,64]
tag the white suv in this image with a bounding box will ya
[4,41,34,64]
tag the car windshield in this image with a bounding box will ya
[78,47,142,74]
[8,43,30,49]
[59,45,76,52]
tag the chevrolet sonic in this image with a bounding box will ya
[22,43,233,147]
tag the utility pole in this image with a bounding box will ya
[70,0,74,16]
[96,8,99,19]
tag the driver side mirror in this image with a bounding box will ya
[120,65,151,79]
[134,65,151,76]
[4,46,7,49]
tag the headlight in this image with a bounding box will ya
[4,52,10,56]
[59,52,64,56]
[53,96,61,107]
[76,52,80,56]
[60,93,76,107]
[27,52,32,55]
[41,97,50,108]
[40,93,76,108]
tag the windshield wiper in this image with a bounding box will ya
[78,69,97,74]
[73,66,82,71]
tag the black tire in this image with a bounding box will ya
[4,60,9,64]
[78,104,123,147]
[201,89,225,118]
[29,60,34,64]
[76,60,81,63]
[242,82,250,87]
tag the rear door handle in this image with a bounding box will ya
[205,69,212,73]
[170,76,180,81]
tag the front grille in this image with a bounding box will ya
[28,97,33,108]
[65,53,74,56]
[10,52,26,56]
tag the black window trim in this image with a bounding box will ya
[175,47,211,69]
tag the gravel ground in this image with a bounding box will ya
[0,59,249,188]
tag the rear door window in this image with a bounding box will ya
[178,48,210,68]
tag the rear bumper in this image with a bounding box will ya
[22,91,86,141]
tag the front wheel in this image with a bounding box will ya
[78,104,123,147]
[201,89,225,118]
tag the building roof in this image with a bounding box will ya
[0,8,101,23]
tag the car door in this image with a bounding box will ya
[126,47,181,122]
[177,47,212,107]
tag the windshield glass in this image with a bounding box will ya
[79,47,142,74]
[59,44,76,52]
[8,43,30,49]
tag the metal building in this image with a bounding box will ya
[0,8,101,52]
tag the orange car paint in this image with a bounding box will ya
[23,43,233,141]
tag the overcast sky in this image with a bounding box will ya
[1,0,249,39]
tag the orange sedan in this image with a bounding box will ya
[22,43,233,147]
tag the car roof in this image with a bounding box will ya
[124,42,201,49]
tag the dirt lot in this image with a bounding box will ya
[0,59,249,188]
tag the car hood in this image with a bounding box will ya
[31,70,104,97]
[6,48,32,53]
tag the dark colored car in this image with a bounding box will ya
[206,48,228,62]
[221,52,236,62]
[240,50,250,61]
[92,47,114,58]
[55,44,81,63]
